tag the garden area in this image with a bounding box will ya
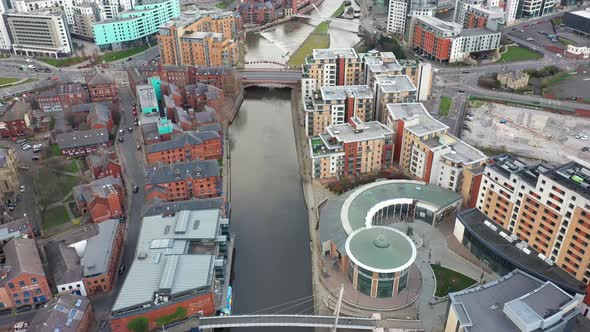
[287,3,346,66]
[438,96,452,116]
[0,77,20,86]
[40,56,89,67]
[430,264,477,297]
[499,46,543,62]
[215,1,232,9]
[101,45,150,62]
[41,205,71,231]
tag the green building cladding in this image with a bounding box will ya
[92,0,181,46]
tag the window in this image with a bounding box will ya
[15,300,21,305]
[31,278,37,284]
[18,281,25,287]
[8,283,14,289]
[23,291,30,298]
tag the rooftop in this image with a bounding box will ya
[145,160,219,185]
[312,48,358,60]
[320,180,462,253]
[28,294,91,332]
[488,154,551,186]
[387,103,448,137]
[374,75,416,94]
[2,238,45,281]
[112,209,224,312]
[367,62,403,75]
[0,218,32,242]
[345,226,416,273]
[326,118,393,143]
[320,85,373,101]
[137,84,159,110]
[417,16,462,35]
[146,131,219,154]
[569,9,590,19]
[456,209,586,295]
[438,135,487,166]
[460,27,500,37]
[56,128,109,149]
[1,101,31,121]
[73,219,119,277]
[544,161,590,201]
[449,269,579,332]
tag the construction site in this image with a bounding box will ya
[461,102,590,165]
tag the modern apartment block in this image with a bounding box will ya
[92,0,181,49]
[459,4,505,30]
[0,1,12,50]
[5,9,73,57]
[475,155,590,285]
[372,75,417,122]
[309,117,393,179]
[301,48,364,99]
[411,16,501,63]
[157,10,240,67]
[303,85,374,136]
[72,3,101,40]
[453,0,485,26]
[520,0,556,18]
[386,103,487,205]
[386,0,407,34]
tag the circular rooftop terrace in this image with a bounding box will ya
[345,226,416,273]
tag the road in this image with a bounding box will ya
[197,315,377,329]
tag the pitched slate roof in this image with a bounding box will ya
[145,160,219,185]
[146,131,220,153]
[56,128,109,149]
[3,238,45,280]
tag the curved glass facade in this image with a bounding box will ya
[348,261,410,298]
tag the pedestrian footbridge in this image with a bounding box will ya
[198,314,377,329]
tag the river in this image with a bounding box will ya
[229,87,312,332]
[244,0,361,66]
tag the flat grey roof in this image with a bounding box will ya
[569,9,590,19]
[449,270,543,332]
[387,103,448,137]
[440,136,487,166]
[367,62,402,74]
[137,84,158,109]
[112,209,222,312]
[76,219,119,277]
[320,85,373,101]
[460,27,500,37]
[320,180,462,253]
[375,75,416,93]
[312,48,358,60]
[326,120,392,144]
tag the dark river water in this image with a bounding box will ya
[229,87,313,332]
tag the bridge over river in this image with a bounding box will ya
[238,69,302,87]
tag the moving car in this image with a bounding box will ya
[119,129,124,135]
[127,127,133,133]
[132,185,139,193]
[19,185,24,193]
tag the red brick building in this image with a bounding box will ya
[86,149,122,180]
[0,238,52,308]
[29,293,94,332]
[86,71,119,103]
[145,130,222,164]
[56,128,110,157]
[0,102,33,137]
[240,1,277,25]
[36,84,89,111]
[144,160,221,202]
[185,83,224,113]
[86,103,114,131]
[73,176,124,223]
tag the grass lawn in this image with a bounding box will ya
[288,34,330,66]
[49,144,61,158]
[0,77,21,86]
[431,264,477,297]
[100,45,150,62]
[39,56,89,67]
[469,100,486,108]
[215,1,231,9]
[42,205,71,230]
[38,168,81,204]
[500,46,543,62]
[439,96,452,116]
[69,160,80,173]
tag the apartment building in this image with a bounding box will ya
[361,51,432,102]
[0,148,19,204]
[453,0,485,26]
[373,75,417,122]
[157,10,240,66]
[474,156,590,287]
[144,159,221,201]
[411,16,501,63]
[72,3,101,40]
[29,294,94,332]
[301,48,363,99]
[0,1,11,51]
[309,117,393,179]
[6,9,73,57]
[92,0,181,48]
[145,130,222,164]
[460,5,505,30]
[520,0,555,18]
[303,85,374,137]
[240,1,276,25]
[386,103,487,205]
[387,0,407,34]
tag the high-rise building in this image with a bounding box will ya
[309,117,394,179]
[301,48,364,100]
[6,9,73,57]
[72,3,101,40]
[14,0,76,25]
[0,0,11,50]
[520,0,556,18]
[372,75,417,122]
[387,0,407,34]
[92,0,181,49]
[157,10,240,67]
[303,85,374,136]
[475,155,590,284]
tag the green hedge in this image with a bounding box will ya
[155,307,187,326]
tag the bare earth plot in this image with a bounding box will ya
[462,103,590,164]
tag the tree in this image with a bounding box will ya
[32,168,68,213]
[65,112,77,129]
[127,317,149,332]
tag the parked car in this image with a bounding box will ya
[582,147,590,152]
[132,185,139,193]
[22,144,31,150]
[119,129,124,135]
[32,155,40,161]
[127,127,133,133]
[19,185,24,193]
[136,145,142,151]
[15,138,26,144]
[575,134,588,140]
[118,136,124,143]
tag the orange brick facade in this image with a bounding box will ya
[83,224,124,296]
[110,293,215,332]
[413,25,452,61]
[146,139,222,164]
[3,272,52,308]
[145,176,221,202]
